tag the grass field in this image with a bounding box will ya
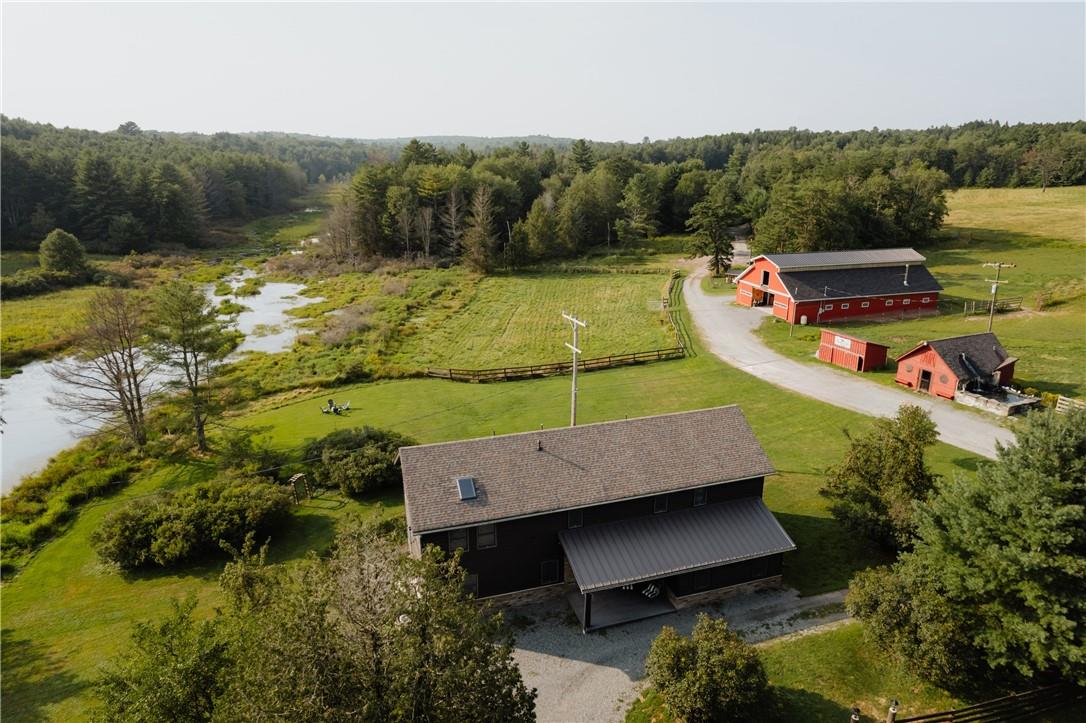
[755,187,1086,398]
[1,282,984,721]
[393,272,677,369]
[1,286,107,372]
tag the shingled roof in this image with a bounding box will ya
[778,264,942,301]
[763,248,927,271]
[399,406,774,534]
[899,333,1015,382]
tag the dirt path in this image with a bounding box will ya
[682,262,1014,459]
[512,588,849,723]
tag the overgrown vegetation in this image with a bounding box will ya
[93,523,536,721]
[90,477,293,570]
[302,427,415,497]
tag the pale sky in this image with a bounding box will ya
[2,2,1083,141]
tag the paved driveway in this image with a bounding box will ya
[683,264,1015,459]
[512,588,847,723]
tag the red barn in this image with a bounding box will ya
[817,329,889,372]
[734,248,942,324]
[895,333,1017,399]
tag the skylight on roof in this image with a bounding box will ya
[456,476,477,501]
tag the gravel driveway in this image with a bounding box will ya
[512,587,848,723]
[683,263,1014,459]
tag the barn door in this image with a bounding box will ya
[919,369,932,392]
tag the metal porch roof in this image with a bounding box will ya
[558,497,796,593]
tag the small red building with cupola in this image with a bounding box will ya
[734,248,942,324]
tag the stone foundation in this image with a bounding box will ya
[954,388,1041,416]
[478,582,576,608]
[668,575,784,609]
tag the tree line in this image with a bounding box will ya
[326,121,1085,271]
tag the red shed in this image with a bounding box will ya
[734,248,942,324]
[895,333,1017,399]
[816,330,888,372]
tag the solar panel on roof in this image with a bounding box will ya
[456,476,477,500]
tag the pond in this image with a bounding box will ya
[0,272,322,493]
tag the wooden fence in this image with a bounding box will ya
[427,271,690,383]
[425,348,686,383]
[1055,395,1086,415]
[889,683,1083,723]
[962,296,1023,316]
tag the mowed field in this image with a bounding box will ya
[393,272,677,370]
[757,186,1086,397]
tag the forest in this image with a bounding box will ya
[2,118,1084,264]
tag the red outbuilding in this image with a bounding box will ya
[734,248,942,324]
[816,329,889,373]
[894,333,1017,399]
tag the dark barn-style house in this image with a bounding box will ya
[399,406,795,632]
[734,248,943,324]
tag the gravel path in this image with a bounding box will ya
[512,587,848,723]
[683,262,1014,459]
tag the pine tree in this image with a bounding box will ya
[570,139,595,173]
[461,186,498,272]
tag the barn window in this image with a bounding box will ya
[861,301,870,308]
[476,524,497,549]
[940,374,950,384]
[653,495,669,514]
[824,303,833,311]
[922,297,930,303]
[903,299,911,305]
[841,303,849,309]
[761,270,770,286]
[693,488,708,507]
[905,364,914,372]
[448,529,469,552]
[886,299,894,306]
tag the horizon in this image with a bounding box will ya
[2,2,1083,142]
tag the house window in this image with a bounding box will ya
[653,495,669,514]
[841,303,849,310]
[824,303,833,311]
[540,560,560,585]
[761,270,770,286]
[903,299,911,305]
[922,297,930,303]
[693,488,708,507]
[694,570,712,591]
[464,574,479,596]
[568,509,583,528]
[861,301,870,308]
[448,529,469,552]
[476,524,497,549]
[885,299,894,306]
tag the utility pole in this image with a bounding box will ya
[563,312,587,426]
[983,262,1015,332]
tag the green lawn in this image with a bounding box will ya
[1,286,981,721]
[755,186,1086,398]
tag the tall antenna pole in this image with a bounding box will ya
[982,262,1015,333]
[563,312,587,426]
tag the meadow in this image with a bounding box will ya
[755,187,1086,398]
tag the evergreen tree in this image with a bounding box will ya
[461,185,498,272]
[74,151,127,243]
[570,138,595,173]
[685,177,737,276]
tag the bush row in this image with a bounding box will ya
[0,266,131,299]
[1,442,137,575]
[90,477,293,570]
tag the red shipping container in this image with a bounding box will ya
[817,330,889,373]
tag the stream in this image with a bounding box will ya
[0,271,321,493]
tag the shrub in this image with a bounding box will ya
[39,228,88,274]
[90,477,293,569]
[645,614,772,723]
[302,427,415,497]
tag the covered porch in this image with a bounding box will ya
[558,497,796,633]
